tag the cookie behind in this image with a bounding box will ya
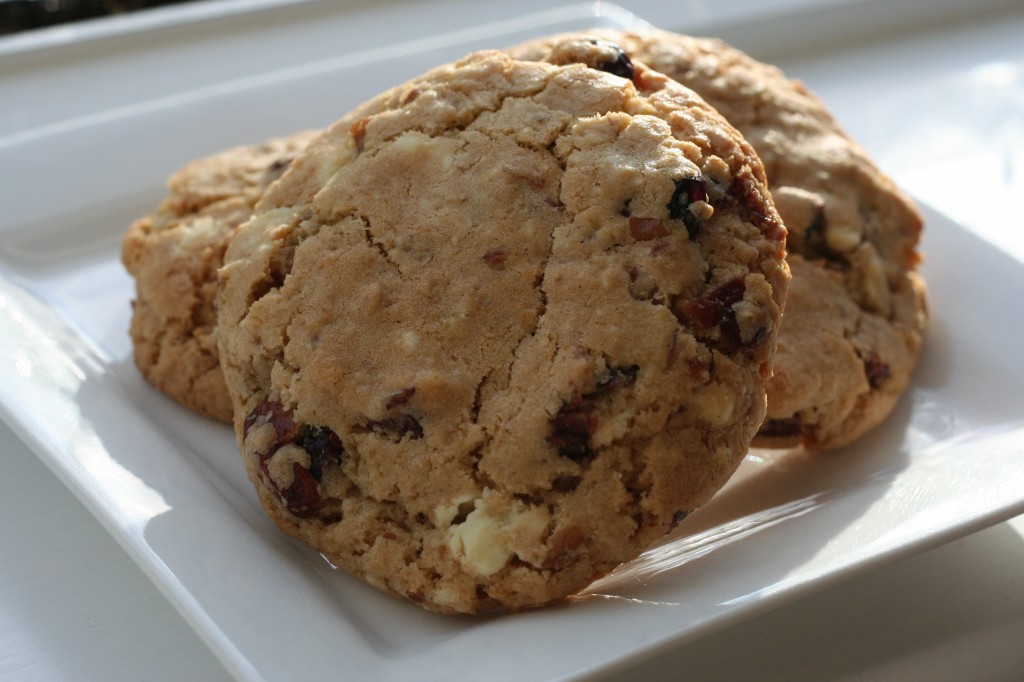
[510,29,928,450]
[122,132,316,421]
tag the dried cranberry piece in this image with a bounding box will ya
[667,176,708,239]
[243,400,346,518]
[596,364,639,393]
[243,405,267,439]
[591,40,635,80]
[243,400,298,442]
[629,217,669,241]
[280,462,324,518]
[296,426,345,480]
[705,170,785,243]
[547,408,597,461]
[545,524,586,570]
[482,249,509,269]
[863,354,891,388]
[367,389,424,440]
[684,296,726,329]
[372,414,423,440]
[728,171,786,242]
[717,316,745,354]
[547,365,637,461]
[675,279,765,354]
[678,278,746,328]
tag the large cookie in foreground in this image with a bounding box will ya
[510,29,927,450]
[217,45,788,613]
[122,133,315,421]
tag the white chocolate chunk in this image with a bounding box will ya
[849,242,892,315]
[695,383,735,427]
[431,587,461,609]
[825,222,862,253]
[448,501,512,576]
[432,493,477,527]
[401,330,420,350]
[689,200,714,222]
[175,216,217,253]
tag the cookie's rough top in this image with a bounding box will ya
[511,29,927,450]
[122,133,315,421]
[217,46,788,613]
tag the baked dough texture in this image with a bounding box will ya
[216,44,788,613]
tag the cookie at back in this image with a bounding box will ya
[122,133,315,421]
[510,29,927,451]
[217,45,789,613]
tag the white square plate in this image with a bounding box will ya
[2,4,1023,680]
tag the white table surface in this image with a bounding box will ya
[2,0,1024,679]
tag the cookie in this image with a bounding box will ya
[122,132,315,421]
[509,29,928,450]
[216,45,788,613]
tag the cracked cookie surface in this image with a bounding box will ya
[122,133,315,420]
[216,45,788,613]
[510,29,928,450]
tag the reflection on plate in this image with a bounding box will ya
[2,3,1024,681]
